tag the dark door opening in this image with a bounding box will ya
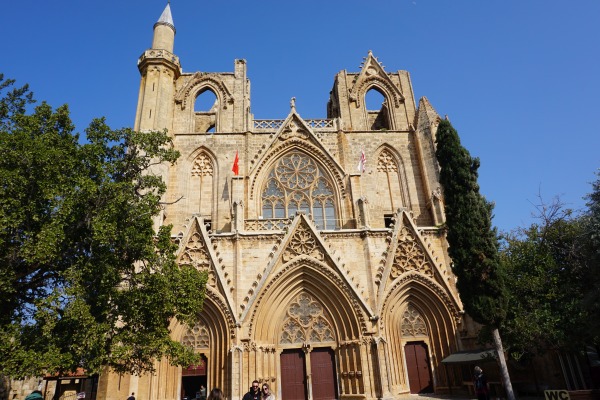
[181,355,208,400]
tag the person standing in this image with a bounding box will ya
[473,366,490,400]
[242,380,261,400]
[127,393,135,400]
[261,384,275,400]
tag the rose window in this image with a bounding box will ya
[262,152,337,229]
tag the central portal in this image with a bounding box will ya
[280,348,337,400]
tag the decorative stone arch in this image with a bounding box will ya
[171,290,236,344]
[247,257,367,342]
[374,144,413,210]
[169,291,235,395]
[379,272,461,329]
[185,147,219,223]
[378,272,460,393]
[248,141,348,227]
[175,73,233,111]
[355,77,403,109]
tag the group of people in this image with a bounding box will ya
[242,380,275,400]
[27,370,484,400]
[200,380,273,400]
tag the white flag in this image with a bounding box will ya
[357,149,366,173]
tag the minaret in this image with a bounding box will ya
[134,3,180,133]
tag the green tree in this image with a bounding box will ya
[435,119,515,400]
[0,74,207,378]
[499,199,590,361]
[582,171,600,345]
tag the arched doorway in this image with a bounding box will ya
[181,355,208,400]
[280,348,337,400]
[404,341,433,393]
[278,293,339,400]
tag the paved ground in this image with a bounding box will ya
[396,394,544,400]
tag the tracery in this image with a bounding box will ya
[280,293,334,344]
[262,152,337,229]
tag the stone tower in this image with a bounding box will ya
[98,4,468,400]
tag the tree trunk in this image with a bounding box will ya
[492,328,515,400]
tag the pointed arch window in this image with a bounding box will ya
[182,321,210,349]
[261,152,337,229]
[194,89,218,133]
[190,152,214,218]
[401,304,428,337]
[280,293,334,344]
[365,87,390,130]
[377,148,408,212]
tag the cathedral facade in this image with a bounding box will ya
[98,4,468,400]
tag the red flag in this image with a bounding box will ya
[232,150,239,175]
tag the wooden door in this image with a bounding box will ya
[281,349,307,400]
[310,348,337,400]
[405,342,433,393]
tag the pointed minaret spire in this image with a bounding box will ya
[136,3,180,132]
[155,3,175,32]
[152,3,176,52]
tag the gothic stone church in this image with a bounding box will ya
[98,4,470,400]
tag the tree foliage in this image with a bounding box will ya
[500,176,600,360]
[435,119,515,400]
[499,200,589,359]
[0,74,207,378]
[435,119,508,327]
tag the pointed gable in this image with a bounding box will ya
[377,210,458,296]
[248,106,348,201]
[176,217,237,317]
[239,214,375,321]
[349,51,404,108]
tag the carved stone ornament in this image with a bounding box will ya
[179,232,217,287]
[390,226,433,278]
[182,321,210,349]
[279,120,309,141]
[191,153,214,177]
[283,222,324,262]
[280,293,334,344]
[401,304,428,337]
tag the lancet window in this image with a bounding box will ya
[280,293,335,344]
[261,152,337,229]
[376,148,407,211]
[190,152,214,218]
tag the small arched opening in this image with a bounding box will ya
[194,89,218,133]
[365,87,390,130]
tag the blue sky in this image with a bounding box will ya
[2,0,599,232]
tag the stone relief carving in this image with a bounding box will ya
[191,153,214,177]
[282,222,324,262]
[377,149,399,172]
[179,232,216,287]
[391,226,433,278]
